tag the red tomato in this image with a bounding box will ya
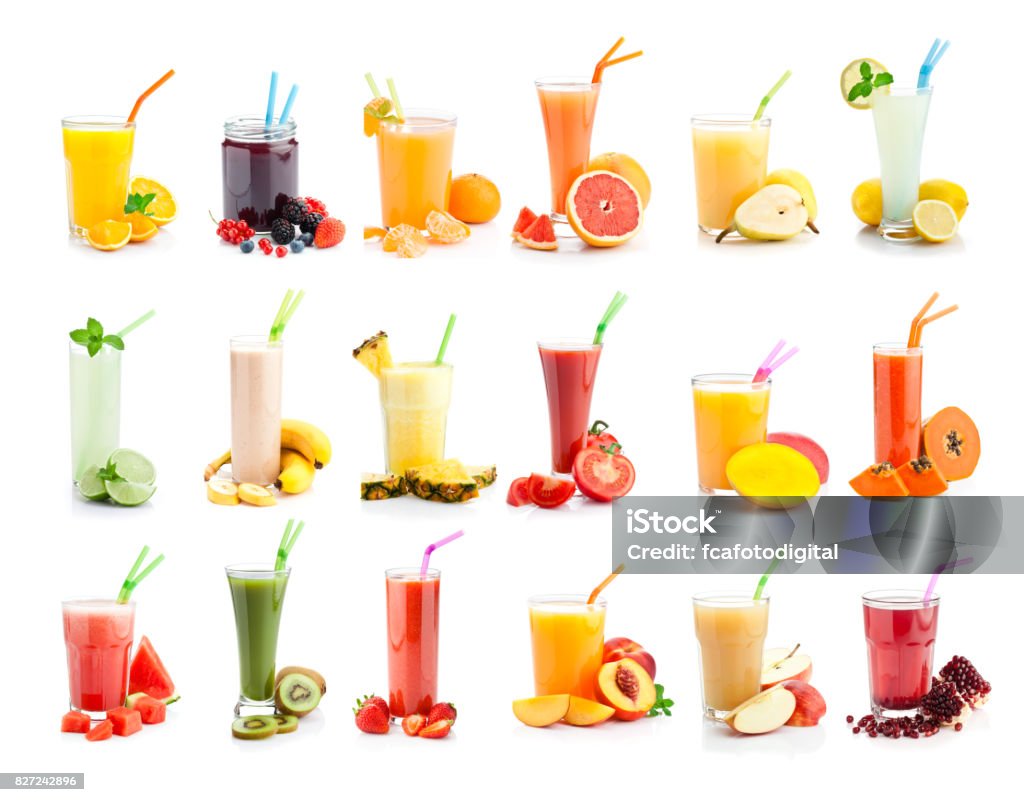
[572,445,636,502]
[506,477,531,507]
[583,420,621,451]
[526,473,576,508]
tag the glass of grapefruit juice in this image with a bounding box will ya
[536,78,601,221]
[386,568,441,718]
[529,594,606,699]
[62,599,135,718]
[62,116,136,237]
[376,110,456,229]
[691,115,770,236]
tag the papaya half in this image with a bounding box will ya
[922,407,979,481]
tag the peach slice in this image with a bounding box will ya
[595,658,656,721]
[512,694,571,727]
[603,637,656,681]
[563,696,615,727]
[724,685,796,735]
[761,645,813,689]
[781,680,826,727]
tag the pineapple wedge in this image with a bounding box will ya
[405,460,480,503]
[353,331,394,379]
[360,472,408,500]
[465,464,497,488]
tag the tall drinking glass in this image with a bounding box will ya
[379,362,453,475]
[691,115,770,236]
[376,110,457,229]
[692,374,771,493]
[693,593,769,719]
[69,341,122,483]
[536,78,601,221]
[538,340,602,475]
[863,590,939,717]
[230,336,283,486]
[871,86,932,241]
[873,344,922,466]
[529,594,606,700]
[227,564,290,715]
[62,116,136,237]
[386,568,441,718]
[63,599,135,719]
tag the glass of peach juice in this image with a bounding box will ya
[693,593,769,720]
[528,594,606,700]
[536,78,601,221]
[376,110,456,230]
[691,115,770,236]
[692,374,771,493]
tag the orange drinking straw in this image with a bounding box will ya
[912,305,959,348]
[588,564,624,604]
[591,37,642,83]
[602,51,644,69]
[127,69,175,123]
[907,291,939,347]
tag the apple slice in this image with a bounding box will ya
[512,694,571,727]
[761,645,813,689]
[725,685,796,735]
[782,680,826,727]
[563,696,615,726]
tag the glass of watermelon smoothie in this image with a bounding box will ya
[62,599,135,718]
[227,564,290,714]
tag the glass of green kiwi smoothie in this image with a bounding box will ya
[226,564,290,715]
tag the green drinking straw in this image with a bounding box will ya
[116,309,156,339]
[386,78,404,122]
[269,289,305,342]
[275,519,304,571]
[753,70,792,121]
[435,313,457,364]
[116,545,165,604]
[365,73,382,97]
[753,556,781,600]
[593,291,628,345]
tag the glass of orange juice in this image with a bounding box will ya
[691,115,770,236]
[528,594,606,699]
[536,78,601,221]
[62,116,136,237]
[376,109,456,230]
[692,373,771,493]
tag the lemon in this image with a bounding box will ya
[851,178,883,226]
[919,179,968,220]
[129,177,176,225]
[913,200,959,243]
[840,58,889,109]
[86,220,132,251]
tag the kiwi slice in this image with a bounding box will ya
[273,714,299,734]
[231,715,278,740]
[275,673,322,718]
[275,666,327,696]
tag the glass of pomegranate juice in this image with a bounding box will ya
[862,590,940,717]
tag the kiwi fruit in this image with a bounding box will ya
[231,716,278,740]
[275,666,327,696]
[273,714,299,734]
[275,673,322,718]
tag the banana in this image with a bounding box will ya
[281,419,332,469]
[237,483,276,507]
[205,449,231,481]
[276,449,316,494]
[207,479,240,505]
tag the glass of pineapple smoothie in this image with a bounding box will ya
[379,362,453,474]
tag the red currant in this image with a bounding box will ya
[275,246,287,258]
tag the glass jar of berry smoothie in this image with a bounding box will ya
[222,115,299,232]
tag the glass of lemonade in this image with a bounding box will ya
[69,341,122,483]
[871,86,932,241]
[379,362,453,474]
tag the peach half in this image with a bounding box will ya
[603,637,656,681]
[595,658,656,721]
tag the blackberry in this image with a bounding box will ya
[282,197,308,225]
[299,212,324,235]
[271,218,295,245]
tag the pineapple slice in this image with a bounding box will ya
[405,460,479,503]
[353,331,394,379]
[360,472,407,500]
[465,464,497,488]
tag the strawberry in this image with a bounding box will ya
[314,217,346,248]
[354,696,390,734]
[401,714,426,736]
[419,719,452,739]
[357,694,389,716]
[427,702,457,726]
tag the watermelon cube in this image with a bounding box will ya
[134,695,167,724]
[107,706,142,737]
[85,720,113,741]
[61,711,92,734]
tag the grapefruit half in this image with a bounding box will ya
[566,171,643,247]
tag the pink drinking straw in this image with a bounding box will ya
[420,530,465,576]
[924,557,973,600]
[752,339,799,383]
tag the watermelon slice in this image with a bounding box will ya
[85,720,113,741]
[129,636,175,700]
[61,711,91,734]
[108,706,142,737]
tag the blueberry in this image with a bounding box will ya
[300,232,314,246]
[240,239,255,253]
[290,239,305,253]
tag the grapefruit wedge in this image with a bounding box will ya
[566,170,643,247]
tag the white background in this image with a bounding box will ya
[1,0,1021,799]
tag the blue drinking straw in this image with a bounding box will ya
[265,71,279,129]
[278,84,299,125]
[917,39,950,88]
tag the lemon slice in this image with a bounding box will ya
[238,483,277,507]
[207,479,240,506]
[129,177,176,225]
[840,58,889,109]
[913,200,959,243]
[86,220,132,251]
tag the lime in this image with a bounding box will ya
[78,466,110,501]
[108,449,156,485]
[105,480,157,507]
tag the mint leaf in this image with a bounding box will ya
[69,328,91,345]
[647,683,676,717]
[86,318,103,338]
[874,72,894,88]
[102,334,125,350]
[124,192,156,216]
[860,60,872,80]
[87,340,101,358]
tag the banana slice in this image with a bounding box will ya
[238,483,277,507]
[207,479,240,506]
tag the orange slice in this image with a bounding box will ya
[382,224,428,258]
[86,220,132,251]
[126,213,158,242]
[129,177,176,225]
[426,210,470,243]
[364,226,388,240]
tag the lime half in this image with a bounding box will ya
[78,466,110,501]
[106,480,157,507]
[108,449,157,485]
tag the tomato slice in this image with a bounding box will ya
[572,447,636,502]
[526,473,576,508]
[506,477,532,507]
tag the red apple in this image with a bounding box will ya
[781,680,826,726]
[761,645,813,689]
[725,685,796,735]
[602,637,656,680]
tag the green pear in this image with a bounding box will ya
[765,169,818,233]
[716,185,808,242]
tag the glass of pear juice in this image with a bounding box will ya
[691,115,770,236]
